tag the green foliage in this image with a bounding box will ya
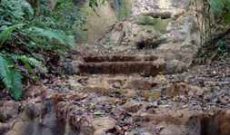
[208,0,230,24]
[0,0,34,21]
[0,24,24,46]
[51,0,87,42]
[13,55,47,74]
[0,0,78,100]
[116,0,131,20]
[89,0,106,8]
[138,16,157,25]
[209,0,225,15]
[0,0,106,100]
[217,39,229,53]
[26,27,75,48]
[0,55,22,100]
[137,16,169,33]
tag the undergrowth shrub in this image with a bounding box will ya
[208,0,230,53]
[0,0,106,100]
[209,0,230,24]
[194,0,230,63]
[0,0,77,100]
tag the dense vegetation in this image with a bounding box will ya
[209,0,230,21]
[0,0,103,100]
[196,0,230,62]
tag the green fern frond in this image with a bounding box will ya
[14,55,47,73]
[21,0,34,18]
[0,55,22,100]
[0,56,12,88]
[9,70,23,100]
[26,27,75,48]
[0,0,34,20]
[0,24,24,46]
[0,0,78,100]
[89,0,106,8]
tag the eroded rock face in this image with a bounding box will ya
[95,0,202,74]
[132,0,190,16]
[3,101,65,135]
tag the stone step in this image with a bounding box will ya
[71,75,157,90]
[79,61,165,76]
[78,55,165,76]
[82,55,158,63]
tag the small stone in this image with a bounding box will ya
[111,81,122,89]
[218,95,230,105]
[122,100,143,113]
[0,101,19,122]
[160,125,187,135]
[92,117,116,135]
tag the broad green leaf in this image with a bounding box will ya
[0,55,23,100]
[27,27,75,48]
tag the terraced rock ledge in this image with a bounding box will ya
[78,55,165,76]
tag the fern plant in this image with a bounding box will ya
[0,55,23,100]
[0,0,78,100]
[0,0,105,100]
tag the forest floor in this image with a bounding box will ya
[46,56,230,135]
[0,46,229,135]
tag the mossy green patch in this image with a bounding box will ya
[116,0,132,20]
[81,1,117,43]
[137,16,170,33]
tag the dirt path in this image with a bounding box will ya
[0,47,229,135]
[47,54,229,135]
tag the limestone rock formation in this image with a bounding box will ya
[94,0,202,73]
